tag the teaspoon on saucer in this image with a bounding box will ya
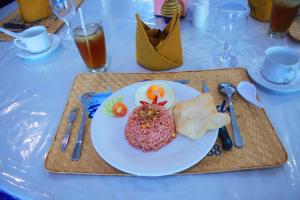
[0,27,21,38]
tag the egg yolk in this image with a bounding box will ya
[146,85,165,100]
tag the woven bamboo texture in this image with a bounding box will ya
[0,0,83,41]
[45,68,287,175]
[289,16,300,42]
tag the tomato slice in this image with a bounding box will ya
[112,102,127,117]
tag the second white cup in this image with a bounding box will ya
[261,46,299,84]
[14,26,50,54]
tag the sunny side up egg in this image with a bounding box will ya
[135,81,176,109]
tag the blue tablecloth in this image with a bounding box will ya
[0,0,300,199]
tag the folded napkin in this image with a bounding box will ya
[135,12,183,71]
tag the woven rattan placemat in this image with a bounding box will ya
[45,68,287,175]
[289,16,300,42]
[0,0,83,41]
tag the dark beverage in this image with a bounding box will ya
[73,23,107,72]
[269,0,300,38]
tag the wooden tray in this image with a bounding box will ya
[0,0,83,41]
[45,68,287,175]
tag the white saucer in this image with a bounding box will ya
[15,34,61,59]
[247,66,300,95]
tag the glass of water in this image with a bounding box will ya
[215,1,249,67]
[49,0,76,39]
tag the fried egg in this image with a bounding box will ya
[135,81,176,109]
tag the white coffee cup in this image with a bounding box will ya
[261,46,299,84]
[14,26,50,54]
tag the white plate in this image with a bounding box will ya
[247,66,300,95]
[91,80,218,176]
[15,34,61,59]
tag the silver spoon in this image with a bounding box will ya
[219,82,244,148]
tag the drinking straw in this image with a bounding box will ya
[78,8,88,36]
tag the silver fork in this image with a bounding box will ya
[61,108,79,152]
[71,92,95,161]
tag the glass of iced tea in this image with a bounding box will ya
[72,22,107,72]
[269,0,300,38]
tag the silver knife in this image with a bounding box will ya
[201,80,233,151]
